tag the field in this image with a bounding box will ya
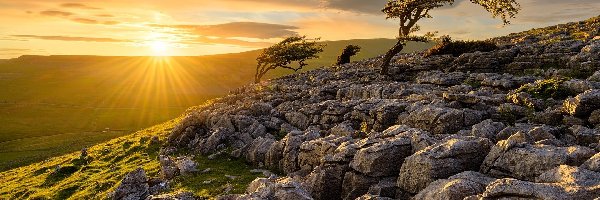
[0,38,432,171]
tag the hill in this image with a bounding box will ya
[2,16,598,200]
[0,38,431,171]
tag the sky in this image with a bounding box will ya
[0,0,598,58]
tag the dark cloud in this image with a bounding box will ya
[40,10,73,16]
[323,0,387,14]
[60,3,101,10]
[153,22,299,39]
[11,35,131,42]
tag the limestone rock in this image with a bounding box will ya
[414,171,495,200]
[403,106,466,135]
[581,152,600,172]
[398,136,492,194]
[113,168,149,200]
[350,136,412,177]
[563,89,600,117]
[481,135,595,181]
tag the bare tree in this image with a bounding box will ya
[254,36,325,83]
[380,0,521,75]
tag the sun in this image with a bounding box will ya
[150,40,169,56]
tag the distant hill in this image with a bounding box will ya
[0,38,432,171]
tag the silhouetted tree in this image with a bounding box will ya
[336,45,362,65]
[255,36,324,83]
[380,0,521,75]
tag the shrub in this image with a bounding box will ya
[425,36,498,57]
[513,78,572,99]
[336,45,361,65]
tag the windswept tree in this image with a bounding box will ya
[336,45,362,65]
[254,36,325,83]
[380,0,521,75]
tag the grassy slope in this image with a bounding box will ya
[0,38,431,171]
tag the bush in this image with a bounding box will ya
[513,78,572,99]
[425,36,498,57]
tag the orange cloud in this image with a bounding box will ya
[11,35,131,42]
[40,10,73,16]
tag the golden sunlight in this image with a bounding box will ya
[150,40,170,56]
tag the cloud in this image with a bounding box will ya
[40,10,73,16]
[322,0,387,14]
[96,14,114,17]
[71,18,98,24]
[189,36,273,47]
[60,3,101,10]
[11,35,131,42]
[153,22,299,39]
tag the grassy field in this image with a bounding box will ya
[0,38,432,171]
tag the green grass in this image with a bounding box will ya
[0,38,431,172]
[0,116,265,199]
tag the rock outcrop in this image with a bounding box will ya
[153,16,600,199]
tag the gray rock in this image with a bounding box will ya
[246,137,276,166]
[481,133,596,181]
[113,168,149,200]
[478,165,600,199]
[330,122,357,137]
[403,106,466,135]
[281,130,320,173]
[299,135,350,170]
[563,89,600,117]
[159,155,178,180]
[286,112,310,130]
[350,136,412,177]
[341,171,379,200]
[367,178,397,198]
[569,125,600,146]
[470,119,506,141]
[413,171,496,200]
[146,191,196,200]
[397,136,492,194]
[354,194,394,200]
[304,165,347,200]
[239,177,313,200]
[589,109,600,124]
[581,152,600,172]
[176,157,198,176]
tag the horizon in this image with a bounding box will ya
[1,0,599,59]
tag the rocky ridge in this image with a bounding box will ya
[118,16,600,199]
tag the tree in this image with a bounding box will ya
[380,0,521,75]
[254,36,325,83]
[336,45,362,65]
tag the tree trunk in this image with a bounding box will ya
[380,40,405,75]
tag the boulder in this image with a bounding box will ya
[246,137,276,166]
[563,89,600,117]
[299,135,350,170]
[113,168,149,200]
[285,112,310,130]
[175,157,198,176]
[398,136,492,194]
[470,119,506,141]
[350,136,412,177]
[281,130,320,173]
[304,165,347,200]
[341,171,379,200]
[413,171,495,200]
[239,177,313,200]
[403,106,466,134]
[481,134,596,181]
[581,152,600,172]
[478,165,600,199]
[159,155,178,180]
[569,125,600,146]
